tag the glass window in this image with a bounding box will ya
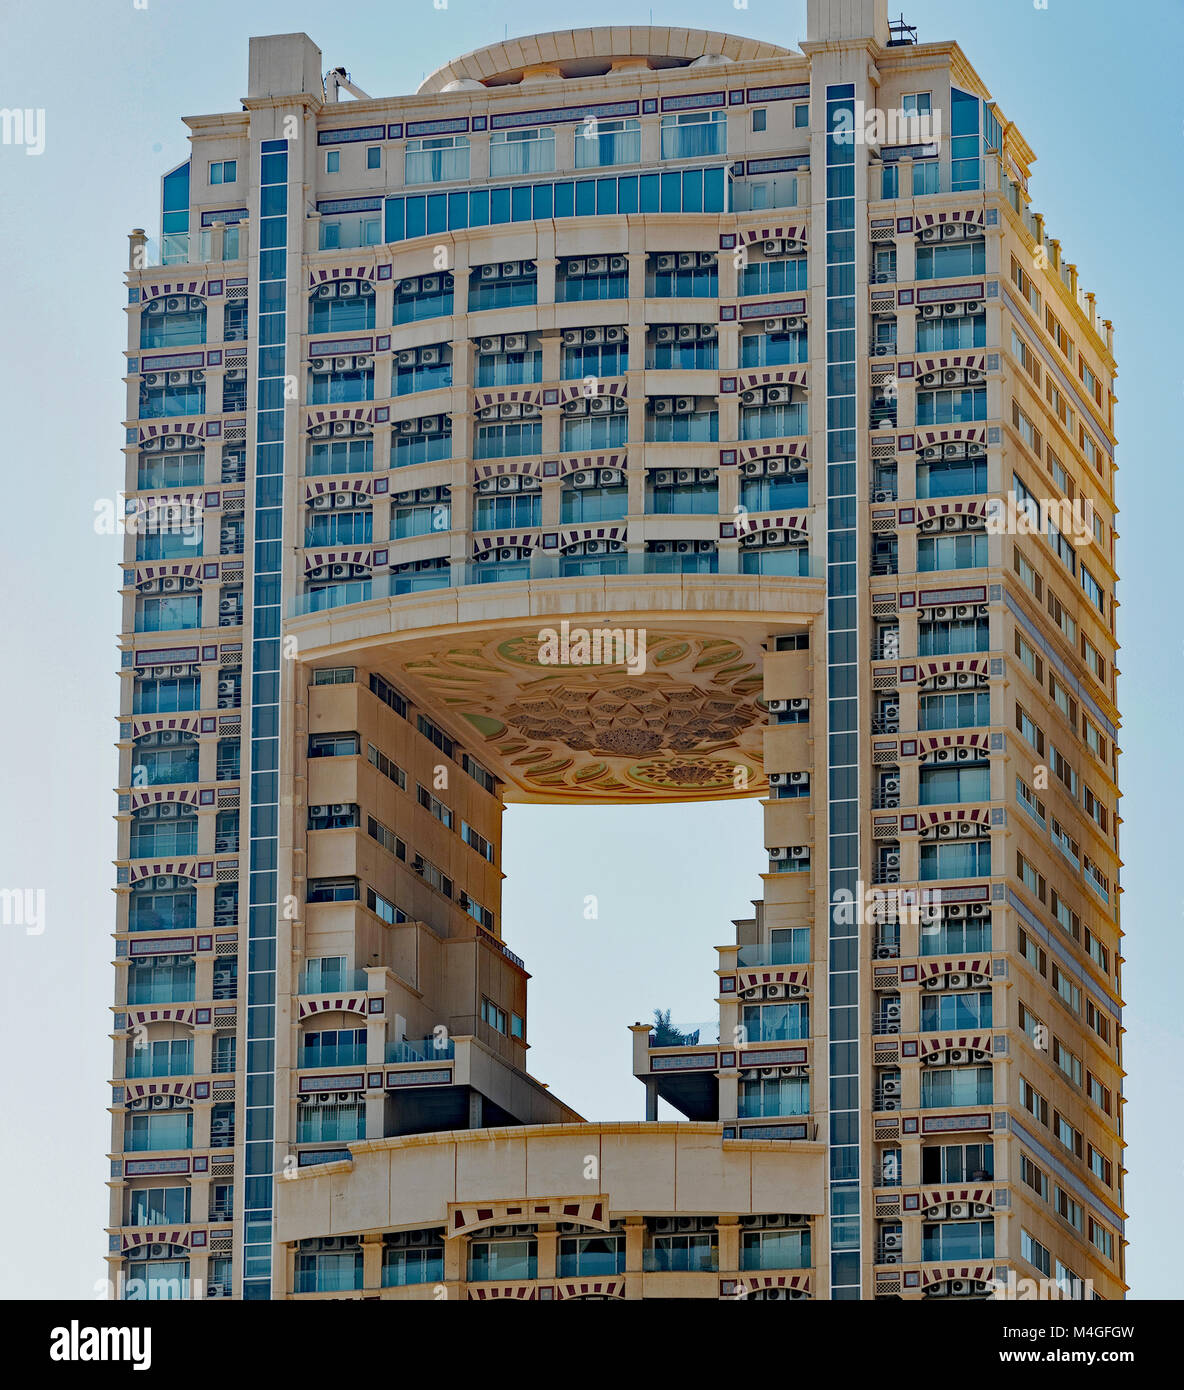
[366,146,381,170]
[574,117,641,169]
[920,990,992,1031]
[660,109,726,160]
[917,532,989,571]
[919,840,991,880]
[325,150,340,174]
[209,160,236,185]
[918,761,990,804]
[489,127,555,177]
[405,135,470,185]
[560,486,627,524]
[920,1065,993,1107]
[467,1239,537,1282]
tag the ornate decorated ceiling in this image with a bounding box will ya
[382,624,777,803]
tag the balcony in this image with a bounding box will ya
[648,1019,716,1049]
[386,1037,455,1064]
[125,1051,193,1079]
[126,981,195,1006]
[642,1245,719,1273]
[735,944,810,969]
[301,1042,367,1069]
[297,967,369,994]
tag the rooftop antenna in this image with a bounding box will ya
[887,14,918,46]
[325,66,371,102]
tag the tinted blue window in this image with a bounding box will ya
[511,183,532,220]
[575,180,595,215]
[660,171,681,210]
[640,173,660,212]
[427,194,447,233]
[448,191,468,228]
[406,197,426,239]
[705,167,726,211]
[532,182,553,219]
[385,197,404,241]
[491,187,510,223]
[554,181,574,217]
[682,169,703,212]
[596,178,616,214]
[470,188,490,226]
[618,176,638,214]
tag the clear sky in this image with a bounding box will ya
[0,0,1179,1301]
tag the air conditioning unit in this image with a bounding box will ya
[652,397,673,415]
[676,323,697,342]
[656,254,677,272]
[884,853,901,871]
[740,389,764,406]
[421,276,441,294]
[964,301,983,314]
[588,396,612,415]
[586,256,608,275]
[479,336,502,354]
[677,252,697,270]
[566,258,587,277]
[948,1048,969,1064]
[337,280,357,298]
[150,1094,171,1109]
[583,327,605,345]
[768,847,787,861]
[500,262,521,279]
[765,984,786,999]
[504,334,527,352]
[788,698,809,713]
[603,325,626,344]
[499,402,522,419]
[784,316,805,331]
[765,386,791,405]
[600,468,623,485]
[882,1231,903,1250]
[562,398,586,416]
[674,396,695,413]
[920,303,941,318]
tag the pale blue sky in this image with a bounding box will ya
[0,0,1179,1300]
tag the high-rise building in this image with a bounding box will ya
[109,0,1124,1302]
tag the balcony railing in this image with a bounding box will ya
[125,1052,193,1078]
[735,944,810,968]
[386,1037,455,1064]
[126,982,195,1006]
[301,1043,367,1069]
[649,1020,717,1049]
[297,967,370,994]
[642,1247,719,1273]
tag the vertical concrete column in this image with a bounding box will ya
[535,1229,558,1281]
[192,1099,212,1149]
[718,1217,739,1275]
[468,1088,484,1129]
[365,1090,386,1139]
[624,1219,645,1276]
[192,1025,214,1075]
[362,1232,383,1290]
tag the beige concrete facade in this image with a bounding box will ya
[109,0,1124,1303]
